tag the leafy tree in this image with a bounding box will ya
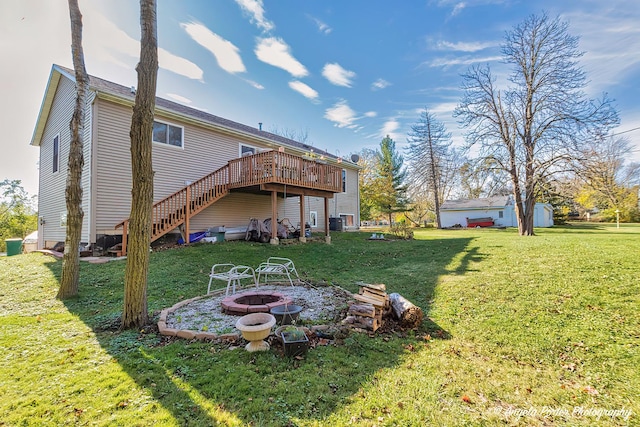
[58,0,89,299]
[122,0,158,329]
[0,180,37,252]
[455,13,618,235]
[357,148,380,222]
[406,109,454,228]
[573,136,640,222]
[374,136,409,225]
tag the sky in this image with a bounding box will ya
[1,0,639,197]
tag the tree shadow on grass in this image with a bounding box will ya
[55,232,479,425]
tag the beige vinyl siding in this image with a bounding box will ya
[93,100,286,234]
[37,76,93,245]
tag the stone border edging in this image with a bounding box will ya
[157,287,242,342]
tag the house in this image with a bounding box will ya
[440,196,554,228]
[31,64,360,254]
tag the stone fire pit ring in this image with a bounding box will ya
[221,290,293,316]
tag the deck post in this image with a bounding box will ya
[185,185,190,245]
[324,197,331,244]
[270,190,279,245]
[299,194,306,243]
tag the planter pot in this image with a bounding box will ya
[281,329,309,357]
[235,313,276,352]
[270,304,303,325]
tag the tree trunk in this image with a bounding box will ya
[121,0,158,329]
[58,0,88,299]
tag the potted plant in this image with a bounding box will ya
[280,325,309,357]
[270,303,303,325]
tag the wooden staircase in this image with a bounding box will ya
[115,151,343,256]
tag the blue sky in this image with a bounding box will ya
[2,0,639,197]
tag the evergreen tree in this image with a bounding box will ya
[374,136,408,225]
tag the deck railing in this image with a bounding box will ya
[228,151,342,193]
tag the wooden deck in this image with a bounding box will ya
[115,151,342,255]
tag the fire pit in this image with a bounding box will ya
[221,290,293,315]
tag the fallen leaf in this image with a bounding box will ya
[461,395,472,403]
[582,385,599,395]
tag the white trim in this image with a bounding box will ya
[309,211,318,228]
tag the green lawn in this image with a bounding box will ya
[1,223,638,426]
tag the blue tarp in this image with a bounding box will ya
[177,231,207,245]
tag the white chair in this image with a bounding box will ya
[255,257,300,286]
[208,263,258,295]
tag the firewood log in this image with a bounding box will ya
[348,303,376,318]
[389,293,423,328]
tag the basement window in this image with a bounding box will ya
[153,121,183,148]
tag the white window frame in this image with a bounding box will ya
[309,211,318,228]
[339,213,355,228]
[53,134,60,174]
[152,120,184,148]
[240,143,259,157]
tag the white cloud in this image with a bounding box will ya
[255,37,308,78]
[381,119,400,135]
[289,80,319,101]
[324,100,357,128]
[82,13,203,80]
[364,111,378,118]
[308,15,332,34]
[435,40,495,52]
[166,93,192,104]
[234,0,274,32]
[371,78,390,90]
[181,22,246,74]
[158,48,205,82]
[322,63,356,87]
[451,2,466,16]
[244,79,265,89]
[426,55,502,68]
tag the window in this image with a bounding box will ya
[240,144,258,157]
[498,211,504,218]
[340,214,355,227]
[152,121,183,147]
[53,135,59,173]
[309,211,318,228]
[342,169,346,192]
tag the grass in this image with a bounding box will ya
[0,223,638,426]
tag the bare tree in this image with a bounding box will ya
[58,0,89,299]
[122,0,158,329]
[457,158,510,199]
[406,109,454,228]
[454,13,618,235]
[268,125,310,144]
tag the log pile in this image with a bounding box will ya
[342,283,424,332]
[389,292,423,329]
[343,283,389,331]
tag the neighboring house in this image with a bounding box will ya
[440,196,554,228]
[31,64,360,254]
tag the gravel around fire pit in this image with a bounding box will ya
[165,282,353,335]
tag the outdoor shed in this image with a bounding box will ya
[440,196,554,228]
